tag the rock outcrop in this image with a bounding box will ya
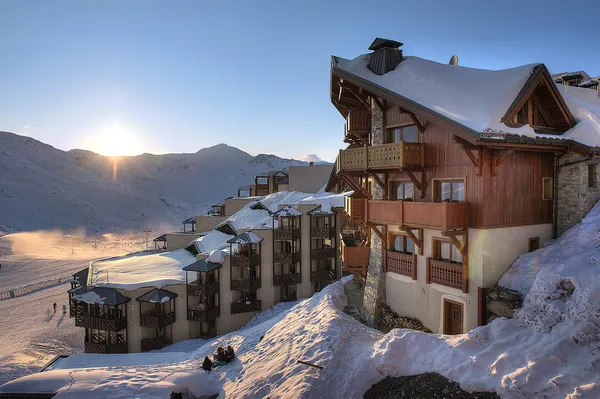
[486,285,523,322]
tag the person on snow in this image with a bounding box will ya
[62,304,67,315]
[53,303,57,313]
[202,356,213,372]
[214,346,227,366]
[225,345,235,362]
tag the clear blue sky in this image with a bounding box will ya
[1,0,598,161]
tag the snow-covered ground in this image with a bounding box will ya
[3,202,600,397]
[0,231,146,385]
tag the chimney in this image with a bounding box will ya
[367,38,403,76]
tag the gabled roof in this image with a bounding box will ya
[68,285,88,295]
[183,217,196,224]
[212,201,225,207]
[250,202,272,213]
[135,288,178,303]
[308,207,335,216]
[72,267,89,284]
[552,71,592,81]
[272,206,303,218]
[215,220,238,236]
[183,259,222,272]
[227,231,264,244]
[579,80,599,88]
[71,287,131,306]
[153,234,167,242]
[238,184,252,190]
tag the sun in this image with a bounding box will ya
[86,121,144,157]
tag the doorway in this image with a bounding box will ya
[443,299,463,335]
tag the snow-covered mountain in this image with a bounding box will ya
[0,131,310,233]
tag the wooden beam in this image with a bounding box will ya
[491,150,514,176]
[399,106,426,133]
[441,229,467,255]
[338,172,371,199]
[403,169,424,198]
[401,227,423,255]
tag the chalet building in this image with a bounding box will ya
[236,164,333,197]
[328,38,600,334]
[553,71,600,94]
[68,191,348,353]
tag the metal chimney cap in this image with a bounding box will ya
[369,38,403,52]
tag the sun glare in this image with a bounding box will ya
[86,121,144,157]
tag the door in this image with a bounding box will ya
[443,300,463,335]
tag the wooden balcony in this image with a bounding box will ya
[345,109,371,138]
[340,241,370,267]
[187,306,220,322]
[141,337,172,352]
[231,254,260,268]
[231,278,261,292]
[386,251,417,279]
[311,247,336,260]
[311,226,335,239]
[186,281,219,297]
[339,142,424,172]
[231,300,262,314]
[255,184,269,196]
[310,268,336,282]
[140,311,176,329]
[344,196,366,221]
[273,273,302,286]
[273,251,301,264]
[367,200,469,231]
[427,258,468,293]
[75,314,127,332]
[84,341,127,354]
[274,229,300,241]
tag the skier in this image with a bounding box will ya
[53,303,57,313]
[62,304,67,315]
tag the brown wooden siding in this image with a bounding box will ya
[384,106,554,228]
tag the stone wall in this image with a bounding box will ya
[362,98,386,326]
[557,152,600,236]
[485,286,522,323]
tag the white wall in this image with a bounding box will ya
[288,165,332,193]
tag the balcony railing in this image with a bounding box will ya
[386,251,417,279]
[427,258,467,292]
[367,200,469,231]
[345,110,371,137]
[231,278,261,292]
[75,314,127,332]
[311,247,336,260]
[274,229,301,241]
[186,281,219,297]
[273,252,301,264]
[339,142,424,172]
[310,268,336,282]
[140,311,176,329]
[273,273,302,286]
[231,254,260,268]
[187,306,220,322]
[344,196,366,220]
[340,241,370,267]
[255,183,269,195]
[231,300,262,314]
[141,337,172,352]
[84,341,127,354]
[311,226,335,239]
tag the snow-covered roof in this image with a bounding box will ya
[272,206,303,218]
[308,207,335,216]
[579,80,599,88]
[183,259,222,273]
[189,230,234,254]
[182,217,195,224]
[88,249,197,290]
[333,55,600,149]
[71,287,130,306]
[153,234,167,242]
[227,232,263,244]
[135,288,178,303]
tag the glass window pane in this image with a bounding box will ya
[405,238,414,254]
[440,242,451,260]
[396,183,404,200]
[440,182,451,201]
[404,183,414,200]
[394,128,402,143]
[452,245,463,263]
[394,236,404,252]
[402,125,418,142]
[452,181,465,201]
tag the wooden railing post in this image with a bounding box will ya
[411,254,417,280]
[426,258,431,284]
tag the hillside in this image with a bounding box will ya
[0,131,310,233]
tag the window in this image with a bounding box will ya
[390,234,414,255]
[391,181,414,201]
[588,164,597,188]
[529,237,540,252]
[542,177,553,200]
[435,180,465,202]
[385,125,418,144]
[433,239,462,264]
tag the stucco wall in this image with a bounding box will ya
[224,197,258,216]
[288,165,333,193]
[557,152,600,236]
[165,232,202,251]
[195,215,227,233]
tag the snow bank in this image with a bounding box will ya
[89,249,197,290]
[191,230,233,254]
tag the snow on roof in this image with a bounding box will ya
[227,231,264,244]
[272,206,303,218]
[190,230,233,254]
[135,288,178,303]
[579,80,599,88]
[153,234,167,242]
[307,207,335,216]
[71,287,130,306]
[334,55,600,149]
[89,249,197,290]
